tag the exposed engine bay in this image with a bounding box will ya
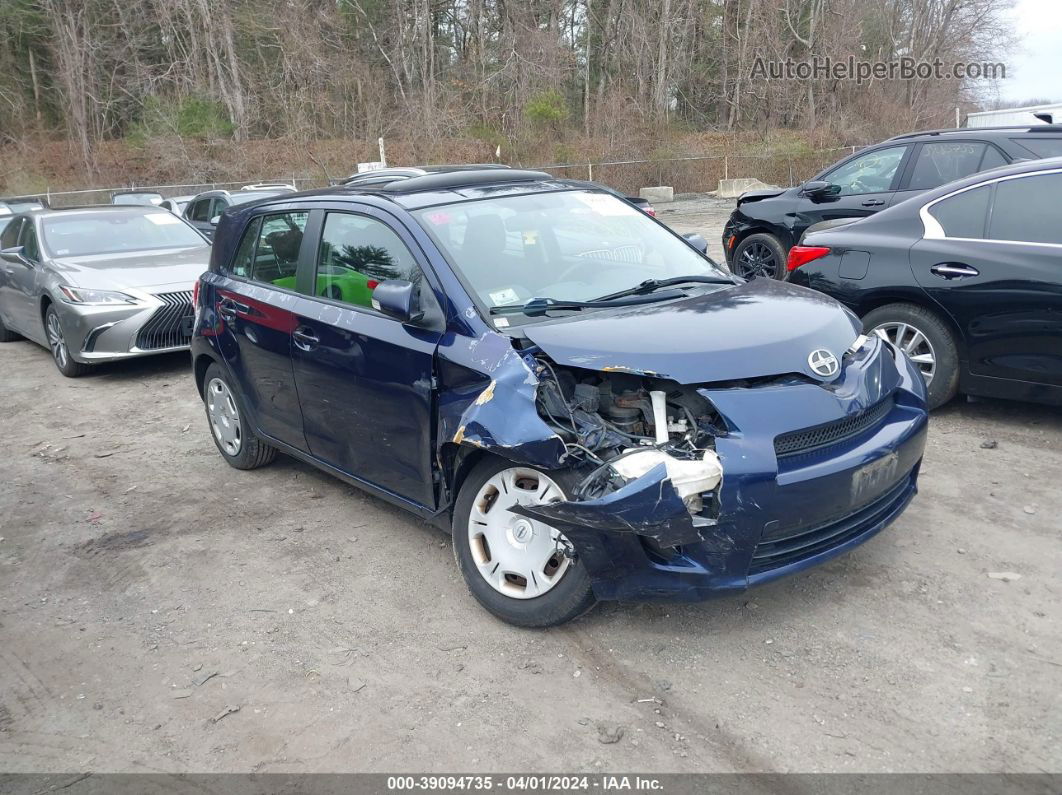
[531,355,724,523]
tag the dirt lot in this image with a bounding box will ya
[1,198,1059,775]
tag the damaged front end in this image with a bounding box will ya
[509,356,727,548]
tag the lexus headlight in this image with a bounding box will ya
[59,286,139,305]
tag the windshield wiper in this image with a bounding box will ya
[489,290,687,317]
[593,274,733,302]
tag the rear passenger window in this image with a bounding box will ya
[988,173,1062,245]
[907,142,988,190]
[313,212,422,310]
[927,186,990,239]
[248,212,309,286]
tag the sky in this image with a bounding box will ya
[999,0,1062,104]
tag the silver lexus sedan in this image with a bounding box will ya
[0,206,211,376]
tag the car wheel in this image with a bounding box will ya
[452,457,597,628]
[44,306,91,377]
[0,313,21,342]
[863,303,960,410]
[733,233,786,280]
[202,363,277,469]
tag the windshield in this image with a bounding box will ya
[42,211,206,257]
[414,190,727,322]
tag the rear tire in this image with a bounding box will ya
[202,363,277,469]
[733,233,786,280]
[863,303,959,410]
[452,456,597,628]
[44,306,91,377]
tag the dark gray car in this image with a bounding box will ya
[0,206,211,376]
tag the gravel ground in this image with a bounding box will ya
[0,197,1059,774]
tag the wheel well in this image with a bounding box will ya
[857,295,966,355]
[729,227,786,260]
[39,294,52,325]
[193,353,216,398]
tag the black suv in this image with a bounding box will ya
[722,125,1062,279]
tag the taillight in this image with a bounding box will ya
[786,245,831,271]
[192,279,200,305]
[366,279,380,290]
[644,207,656,217]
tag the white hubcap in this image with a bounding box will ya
[467,468,572,599]
[206,377,242,456]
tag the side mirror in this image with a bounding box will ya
[372,279,422,323]
[209,215,221,226]
[0,246,30,266]
[682,233,709,255]
[802,180,839,198]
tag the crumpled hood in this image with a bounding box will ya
[736,186,789,205]
[523,278,861,385]
[55,245,211,292]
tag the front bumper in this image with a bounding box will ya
[60,288,195,363]
[519,338,929,602]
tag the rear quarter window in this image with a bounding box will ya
[988,173,1062,245]
[1011,138,1062,159]
[927,185,990,239]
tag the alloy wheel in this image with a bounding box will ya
[871,322,937,386]
[467,468,572,599]
[735,241,778,279]
[46,312,69,369]
[206,377,243,456]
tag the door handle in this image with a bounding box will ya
[292,326,320,351]
[861,199,885,207]
[217,297,249,319]
[930,262,979,279]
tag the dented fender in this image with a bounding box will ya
[436,330,567,470]
[511,462,707,547]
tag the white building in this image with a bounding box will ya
[966,102,1062,128]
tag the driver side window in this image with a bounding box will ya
[314,212,422,310]
[824,145,907,196]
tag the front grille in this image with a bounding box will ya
[774,397,894,459]
[135,290,194,351]
[749,474,912,574]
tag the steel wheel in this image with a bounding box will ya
[872,321,937,386]
[735,240,779,279]
[467,468,572,599]
[46,311,69,369]
[206,377,243,456]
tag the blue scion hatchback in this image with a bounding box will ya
[190,169,929,627]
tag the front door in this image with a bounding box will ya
[6,220,44,335]
[794,145,910,238]
[290,206,442,507]
[911,172,1062,389]
[214,208,311,448]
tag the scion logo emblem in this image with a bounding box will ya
[808,348,840,378]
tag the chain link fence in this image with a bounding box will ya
[18,148,860,207]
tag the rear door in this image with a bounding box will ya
[289,205,443,507]
[213,207,311,448]
[794,144,911,235]
[911,170,1062,389]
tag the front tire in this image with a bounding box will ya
[202,363,277,469]
[733,233,786,280]
[863,303,959,410]
[44,306,91,377]
[453,457,597,628]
